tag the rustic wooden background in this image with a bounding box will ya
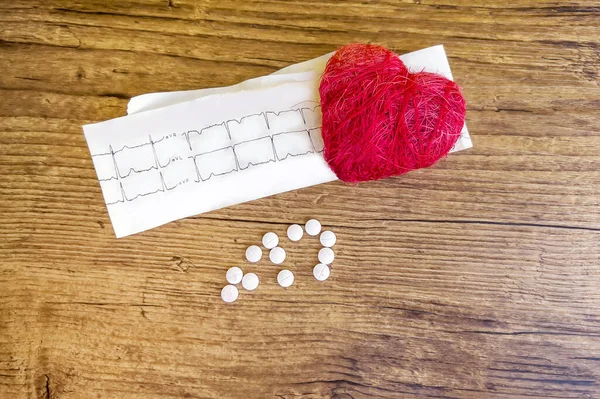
[2,1,600,398]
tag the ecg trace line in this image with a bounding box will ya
[91,136,168,157]
[187,128,321,158]
[106,172,177,205]
[97,135,173,181]
[187,136,274,182]
[181,105,321,151]
[186,128,322,184]
[105,126,324,199]
[92,105,321,157]
[188,128,322,164]
[103,127,323,203]
[98,105,323,205]
[191,155,239,183]
[98,159,174,182]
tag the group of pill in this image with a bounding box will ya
[220,219,337,303]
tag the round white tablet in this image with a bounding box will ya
[262,232,279,249]
[269,247,286,264]
[245,245,262,263]
[226,266,243,284]
[287,224,303,241]
[313,263,331,281]
[305,219,322,236]
[320,230,337,247]
[241,273,259,291]
[277,270,295,288]
[318,247,335,264]
[221,285,239,303]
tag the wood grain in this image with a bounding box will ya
[1,1,600,398]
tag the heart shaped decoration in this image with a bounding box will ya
[319,44,466,183]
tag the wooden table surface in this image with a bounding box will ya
[2,1,600,398]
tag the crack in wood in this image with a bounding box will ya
[44,374,51,399]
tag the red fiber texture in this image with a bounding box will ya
[319,44,467,183]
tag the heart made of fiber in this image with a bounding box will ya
[319,44,466,183]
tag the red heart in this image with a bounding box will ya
[319,44,466,183]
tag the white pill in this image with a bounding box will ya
[262,232,279,249]
[313,263,331,281]
[221,285,239,303]
[320,230,337,247]
[318,247,335,264]
[287,224,303,241]
[269,247,286,264]
[226,266,243,284]
[277,270,295,288]
[242,273,259,291]
[305,219,322,236]
[245,245,262,263]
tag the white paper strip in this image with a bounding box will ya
[84,45,471,237]
[128,45,472,151]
